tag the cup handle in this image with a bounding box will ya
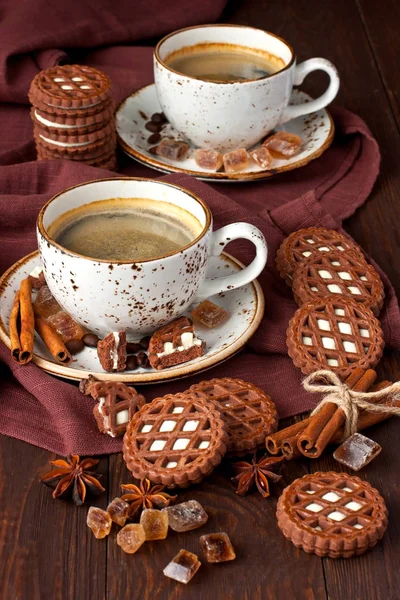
[196,223,268,299]
[279,58,340,124]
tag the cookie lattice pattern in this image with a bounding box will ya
[289,229,363,269]
[293,253,384,313]
[290,297,383,376]
[128,394,223,470]
[92,381,144,435]
[36,66,110,100]
[289,473,382,537]
[190,378,278,454]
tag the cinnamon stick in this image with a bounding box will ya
[35,317,73,365]
[282,438,303,460]
[265,416,312,455]
[297,368,376,458]
[9,278,35,364]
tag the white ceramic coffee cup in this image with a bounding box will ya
[37,178,267,336]
[154,24,339,151]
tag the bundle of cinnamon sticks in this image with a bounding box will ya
[265,368,396,460]
[10,276,73,366]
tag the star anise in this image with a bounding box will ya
[231,454,284,498]
[121,478,177,519]
[40,454,105,506]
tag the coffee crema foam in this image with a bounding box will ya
[48,197,203,261]
[164,42,285,82]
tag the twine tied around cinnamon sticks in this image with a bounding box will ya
[304,369,400,442]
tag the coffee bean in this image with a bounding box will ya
[147,132,161,144]
[126,341,142,354]
[82,333,100,348]
[151,112,167,124]
[148,145,159,155]
[145,121,162,133]
[125,355,138,371]
[66,339,85,354]
[139,336,151,350]
[137,351,150,368]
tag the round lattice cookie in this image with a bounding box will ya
[189,378,278,455]
[123,391,228,488]
[276,228,365,286]
[277,471,388,558]
[29,65,111,109]
[287,297,384,379]
[292,252,385,315]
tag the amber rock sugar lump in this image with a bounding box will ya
[156,138,189,161]
[263,131,302,159]
[140,508,169,540]
[223,148,249,173]
[86,506,112,539]
[250,146,273,169]
[117,524,146,554]
[107,497,130,526]
[194,149,223,171]
[333,433,382,471]
[163,550,201,584]
[163,500,208,532]
[200,532,236,563]
[191,300,229,329]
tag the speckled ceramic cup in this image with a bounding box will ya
[154,25,339,151]
[37,178,267,336]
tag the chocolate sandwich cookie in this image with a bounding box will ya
[276,471,388,558]
[29,64,111,110]
[34,119,114,147]
[31,104,114,135]
[292,252,385,315]
[148,316,205,370]
[97,331,127,372]
[80,377,145,437]
[123,391,228,487]
[189,378,278,455]
[276,228,365,286]
[34,128,116,156]
[286,297,384,379]
[36,137,116,161]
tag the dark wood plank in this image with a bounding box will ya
[0,435,109,600]
[107,449,326,600]
[355,0,400,131]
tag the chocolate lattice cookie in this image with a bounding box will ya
[286,297,384,379]
[277,471,388,558]
[123,391,228,487]
[189,378,278,455]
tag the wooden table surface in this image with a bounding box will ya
[2,1,400,599]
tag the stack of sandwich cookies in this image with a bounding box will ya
[29,65,117,170]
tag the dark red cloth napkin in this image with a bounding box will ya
[1,0,398,455]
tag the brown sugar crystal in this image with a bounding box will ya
[163,500,208,532]
[163,549,201,584]
[263,131,302,159]
[117,523,146,554]
[156,138,189,161]
[223,148,249,173]
[107,497,130,526]
[333,433,382,471]
[251,146,273,169]
[140,508,169,540]
[86,506,112,539]
[200,532,236,563]
[194,149,223,171]
[191,299,229,328]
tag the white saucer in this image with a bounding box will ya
[0,251,264,384]
[116,84,334,182]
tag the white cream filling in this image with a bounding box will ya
[29,266,43,278]
[302,335,313,346]
[327,284,342,293]
[141,424,153,433]
[39,134,91,148]
[359,328,370,338]
[150,440,166,452]
[317,319,331,331]
[334,308,346,316]
[345,501,362,511]
[172,406,184,414]
[159,420,176,432]
[116,409,129,425]
[306,503,323,513]
[166,461,178,469]
[343,341,357,353]
[98,397,115,437]
[322,337,336,350]
[173,438,190,450]
[35,109,79,129]
[156,332,202,357]
[338,271,352,280]
[328,511,346,521]
[198,440,210,449]
[348,286,361,295]
[183,420,199,432]
[302,251,312,257]
[322,492,341,502]
[318,270,332,279]
[338,322,352,335]
[327,358,339,367]
[111,332,120,370]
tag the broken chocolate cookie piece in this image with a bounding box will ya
[148,316,205,370]
[97,331,127,372]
